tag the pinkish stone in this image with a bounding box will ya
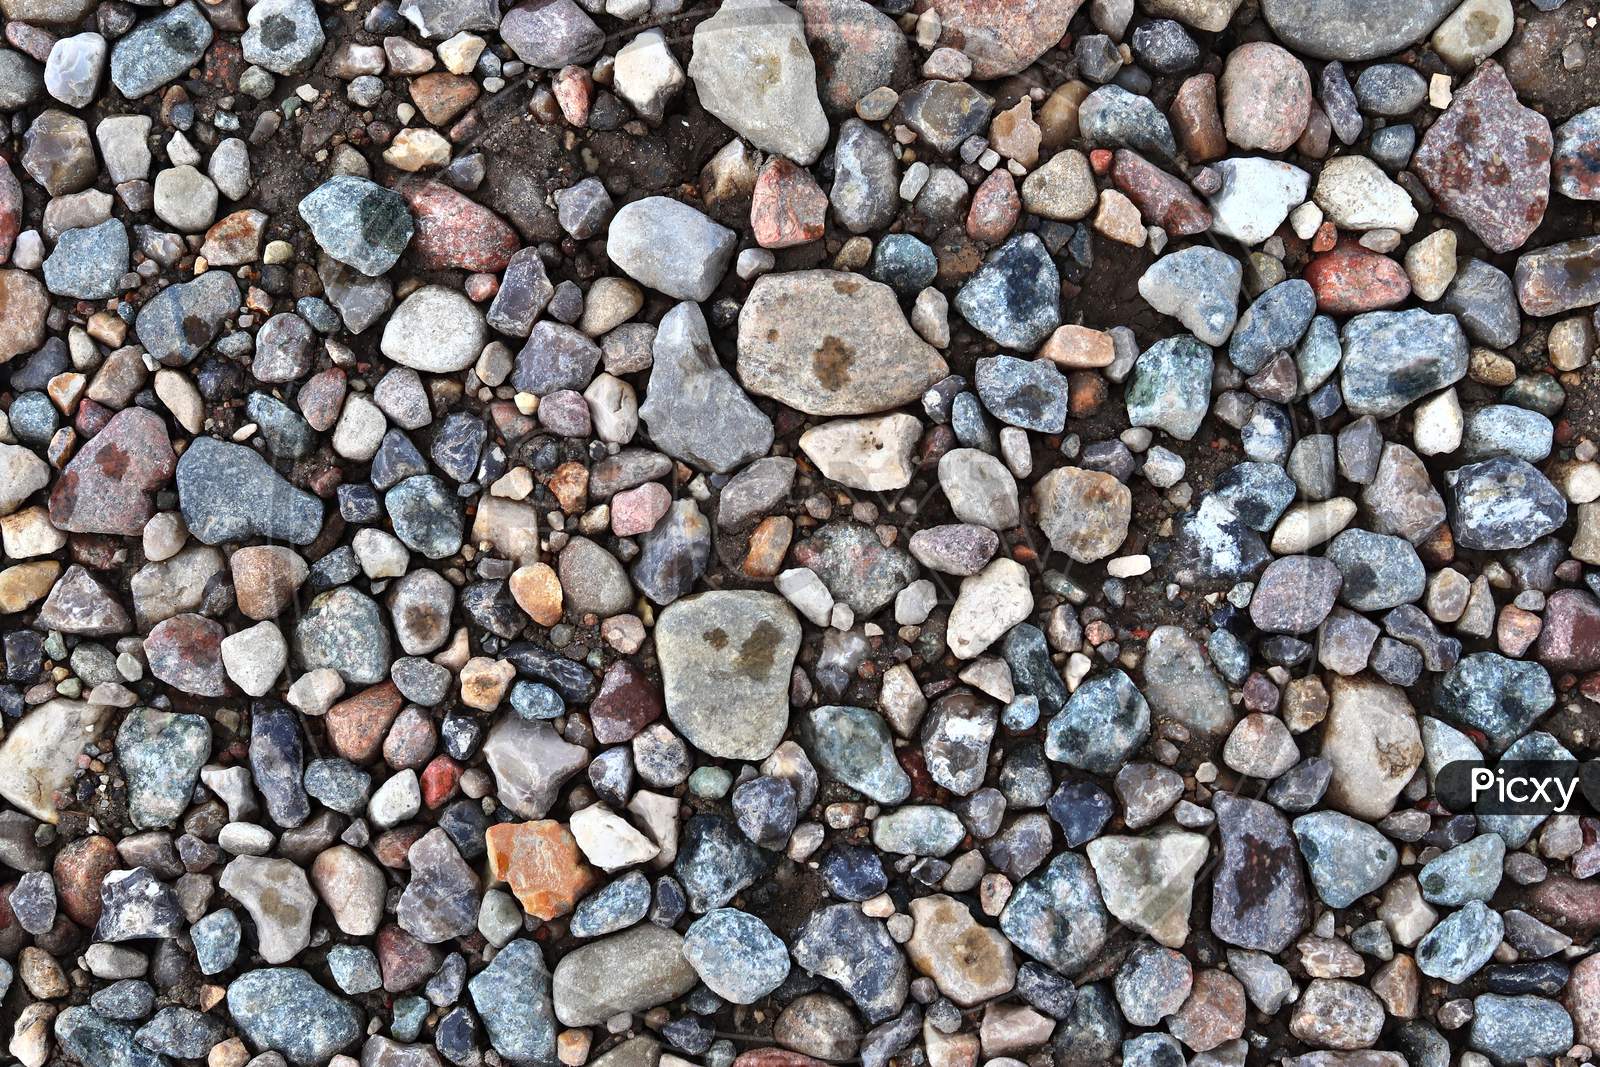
[49,408,176,535]
[1110,150,1212,236]
[1304,241,1412,314]
[397,180,520,273]
[966,169,1020,243]
[1534,588,1600,671]
[1414,61,1551,254]
[611,482,671,536]
[588,660,664,744]
[751,157,827,249]
[144,613,228,697]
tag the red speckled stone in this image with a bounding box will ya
[1414,61,1551,254]
[54,835,118,928]
[1110,150,1212,236]
[420,756,461,808]
[1304,241,1411,314]
[929,0,1082,79]
[1534,588,1600,671]
[966,169,1020,243]
[588,660,664,744]
[751,157,828,249]
[377,923,443,992]
[48,407,176,536]
[0,163,19,263]
[326,682,404,764]
[397,180,519,273]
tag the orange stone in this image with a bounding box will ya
[743,515,794,579]
[486,820,598,921]
[325,681,404,763]
[548,462,589,514]
[509,562,563,626]
[1040,324,1114,369]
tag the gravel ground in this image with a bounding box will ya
[1,1,1600,1067]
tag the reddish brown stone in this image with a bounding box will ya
[48,408,176,536]
[0,162,20,263]
[1168,970,1246,1053]
[54,835,117,928]
[1110,150,1212,236]
[1414,61,1551,255]
[750,157,827,249]
[144,614,228,697]
[397,180,519,273]
[1170,74,1226,163]
[553,65,592,126]
[743,515,793,579]
[297,368,348,433]
[588,661,663,744]
[326,682,404,763]
[1534,588,1600,671]
[1570,952,1600,1045]
[381,705,436,769]
[1526,874,1600,938]
[485,820,598,920]
[374,825,427,869]
[420,756,461,808]
[966,169,1020,243]
[548,462,588,514]
[410,72,480,127]
[377,923,443,992]
[1304,241,1411,314]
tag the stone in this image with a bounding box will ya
[655,591,800,760]
[608,197,736,302]
[1322,675,1423,819]
[499,0,601,66]
[1210,792,1310,953]
[1127,335,1213,441]
[689,0,829,164]
[0,700,110,823]
[905,894,1016,1006]
[1414,62,1550,254]
[1137,247,1242,346]
[227,969,362,1066]
[954,234,1061,350]
[219,857,316,964]
[1086,832,1209,948]
[929,0,1082,78]
[739,271,948,415]
[109,3,212,98]
[640,301,773,474]
[1340,309,1467,417]
[800,414,921,491]
[299,176,413,277]
[1219,42,1309,151]
[1207,157,1309,246]
[49,407,174,535]
[552,926,698,1026]
[469,939,558,1065]
[1033,466,1132,562]
[683,909,791,1004]
[1292,811,1397,909]
[1261,0,1457,61]
[998,853,1109,976]
[381,285,487,374]
[1449,457,1567,551]
[135,270,240,365]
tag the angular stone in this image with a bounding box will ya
[1414,62,1550,254]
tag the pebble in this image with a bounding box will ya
[1414,62,1550,254]
[739,271,947,415]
